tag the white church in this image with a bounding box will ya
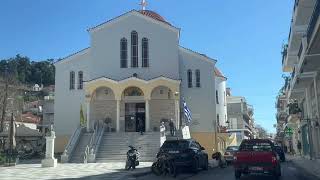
[54,3,228,162]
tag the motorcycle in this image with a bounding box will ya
[125,146,140,170]
[151,152,177,177]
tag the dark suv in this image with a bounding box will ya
[158,139,208,172]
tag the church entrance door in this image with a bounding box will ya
[125,103,145,132]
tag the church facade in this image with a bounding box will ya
[54,9,220,155]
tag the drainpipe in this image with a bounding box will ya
[313,73,320,158]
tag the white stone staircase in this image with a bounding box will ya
[96,132,160,162]
[69,132,92,163]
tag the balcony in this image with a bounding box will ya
[284,0,316,73]
[307,0,320,43]
[288,102,302,115]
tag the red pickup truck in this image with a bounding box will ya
[233,139,281,179]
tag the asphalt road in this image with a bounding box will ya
[132,160,320,180]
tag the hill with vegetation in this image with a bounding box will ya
[0,55,56,86]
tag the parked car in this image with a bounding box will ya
[274,145,286,162]
[233,139,281,179]
[158,139,208,172]
[224,146,239,164]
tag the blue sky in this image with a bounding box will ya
[0,0,293,132]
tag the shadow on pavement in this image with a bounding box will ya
[59,167,151,180]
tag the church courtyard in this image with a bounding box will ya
[0,162,152,180]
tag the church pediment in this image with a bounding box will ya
[87,10,179,34]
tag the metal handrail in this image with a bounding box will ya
[84,121,105,163]
[61,126,84,162]
[83,145,89,163]
[93,126,105,154]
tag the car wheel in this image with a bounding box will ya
[277,165,282,177]
[192,157,199,173]
[203,157,208,170]
[273,166,281,180]
[235,170,241,179]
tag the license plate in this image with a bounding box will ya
[249,166,263,171]
[168,150,179,154]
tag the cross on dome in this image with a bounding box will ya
[140,0,148,10]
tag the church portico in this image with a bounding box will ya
[84,76,180,133]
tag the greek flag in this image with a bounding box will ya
[183,99,192,123]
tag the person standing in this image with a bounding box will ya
[169,119,175,136]
[297,141,302,156]
[160,122,166,136]
[138,118,144,135]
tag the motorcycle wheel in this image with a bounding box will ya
[125,161,131,170]
[168,160,177,178]
[151,162,162,176]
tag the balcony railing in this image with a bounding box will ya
[282,44,288,65]
[291,67,296,80]
[297,42,303,60]
[293,0,299,13]
[307,0,320,43]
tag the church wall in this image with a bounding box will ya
[179,49,217,133]
[149,99,175,131]
[54,51,91,152]
[89,14,180,81]
[91,100,117,130]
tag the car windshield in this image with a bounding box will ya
[226,146,239,151]
[239,141,273,152]
[162,141,189,149]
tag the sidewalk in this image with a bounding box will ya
[0,162,153,180]
[287,154,320,178]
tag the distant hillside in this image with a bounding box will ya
[0,55,56,86]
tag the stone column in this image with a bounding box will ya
[175,99,180,130]
[41,131,57,168]
[116,99,120,132]
[145,99,150,132]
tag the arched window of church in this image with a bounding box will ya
[78,71,83,89]
[131,31,138,68]
[70,71,75,90]
[124,87,144,96]
[216,90,219,104]
[120,38,128,68]
[142,38,149,67]
[195,69,201,87]
[187,69,192,88]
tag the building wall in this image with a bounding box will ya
[89,13,180,81]
[149,99,175,130]
[54,51,91,152]
[215,77,227,127]
[179,48,216,133]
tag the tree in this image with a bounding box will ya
[0,70,19,133]
[255,124,269,139]
[0,55,55,86]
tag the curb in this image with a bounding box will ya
[130,170,152,178]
